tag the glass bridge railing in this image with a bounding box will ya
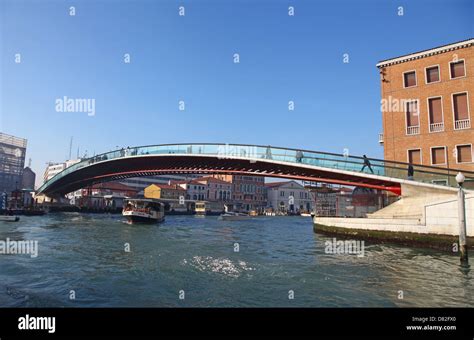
[38,143,474,193]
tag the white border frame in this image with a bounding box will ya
[449,59,466,79]
[403,69,417,88]
[427,96,444,133]
[405,99,420,135]
[430,146,447,166]
[425,64,441,84]
[407,148,422,165]
[451,91,471,129]
[455,143,473,164]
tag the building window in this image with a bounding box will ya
[450,60,466,79]
[428,97,444,132]
[456,145,472,163]
[431,147,446,165]
[453,93,470,130]
[403,71,417,88]
[405,100,420,135]
[425,66,440,83]
[408,149,421,164]
[280,191,285,197]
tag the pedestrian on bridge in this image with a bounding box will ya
[408,164,414,180]
[265,146,273,160]
[361,155,374,174]
[296,150,304,163]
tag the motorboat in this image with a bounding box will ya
[0,215,20,222]
[219,204,251,221]
[300,212,312,217]
[219,211,251,221]
[122,199,165,224]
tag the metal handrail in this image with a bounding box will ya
[37,143,474,193]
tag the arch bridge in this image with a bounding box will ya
[37,143,474,196]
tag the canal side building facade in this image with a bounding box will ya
[377,39,474,176]
[0,133,27,194]
[212,175,266,212]
[266,181,315,214]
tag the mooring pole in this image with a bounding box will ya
[456,172,468,265]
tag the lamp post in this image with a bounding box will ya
[456,172,468,265]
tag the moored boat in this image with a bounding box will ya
[0,215,20,222]
[122,199,165,224]
[194,201,209,215]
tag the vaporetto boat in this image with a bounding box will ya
[122,199,165,224]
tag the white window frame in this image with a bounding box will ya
[407,148,422,165]
[405,99,420,135]
[455,143,473,164]
[430,146,447,166]
[427,95,444,133]
[451,91,471,130]
[403,70,417,88]
[449,59,466,79]
[425,64,441,84]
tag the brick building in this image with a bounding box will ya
[212,175,266,211]
[377,39,473,175]
[195,176,232,202]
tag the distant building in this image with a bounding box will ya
[350,187,384,217]
[21,167,36,190]
[72,182,137,209]
[43,159,81,183]
[195,176,232,202]
[173,180,207,200]
[335,187,354,217]
[312,186,338,217]
[119,175,200,196]
[377,39,473,178]
[212,175,266,211]
[0,132,27,193]
[144,183,186,200]
[309,184,385,217]
[266,180,315,214]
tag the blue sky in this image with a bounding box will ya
[1,0,472,184]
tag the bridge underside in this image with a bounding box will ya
[41,155,402,196]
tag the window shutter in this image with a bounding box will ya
[404,72,416,87]
[457,145,472,163]
[451,61,465,78]
[429,97,443,123]
[432,148,446,165]
[453,93,469,120]
[426,67,439,83]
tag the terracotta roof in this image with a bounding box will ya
[148,183,186,191]
[265,181,297,188]
[91,182,136,192]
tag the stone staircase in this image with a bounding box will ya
[367,183,458,220]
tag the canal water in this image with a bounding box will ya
[0,213,472,307]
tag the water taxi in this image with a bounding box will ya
[219,205,251,221]
[122,199,165,224]
[219,211,251,221]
